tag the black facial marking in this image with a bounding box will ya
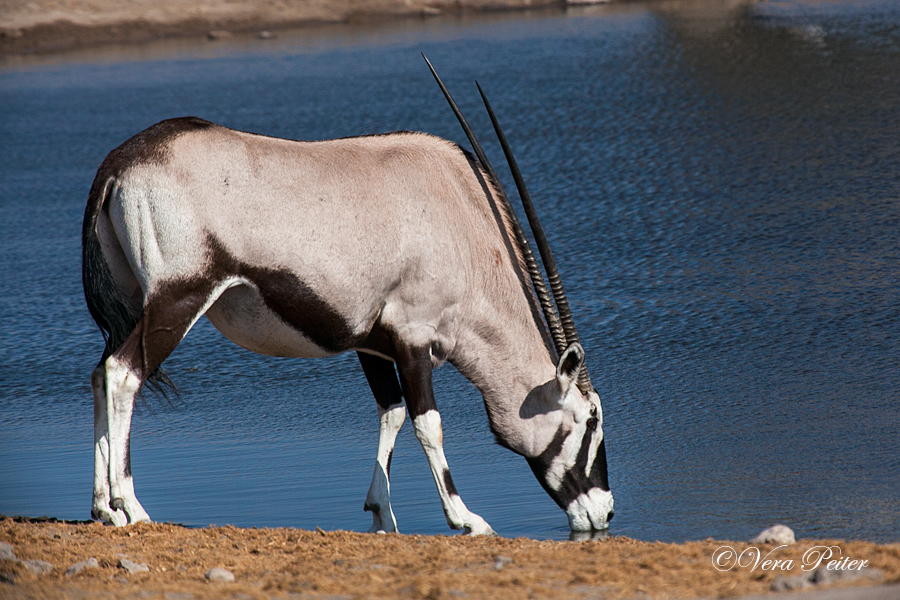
[386,450,393,476]
[443,469,459,497]
[525,426,569,509]
[590,438,610,492]
[526,424,609,510]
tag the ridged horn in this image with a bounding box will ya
[476,83,593,394]
[423,55,569,361]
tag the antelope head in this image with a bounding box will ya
[425,56,614,532]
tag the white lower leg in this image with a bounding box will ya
[92,368,127,526]
[105,358,150,525]
[413,410,494,536]
[365,402,405,533]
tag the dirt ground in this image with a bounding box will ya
[1,516,898,600]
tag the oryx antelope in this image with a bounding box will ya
[82,60,613,535]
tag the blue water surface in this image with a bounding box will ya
[1,0,898,542]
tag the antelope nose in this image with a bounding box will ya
[607,510,615,523]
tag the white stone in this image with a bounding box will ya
[205,567,235,582]
[22,559,55,576]
[0,542,15,561]
[66,557,100,576]
[118,558,150,574]
[751,524,795,545]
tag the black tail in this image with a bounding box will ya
[81,169,177,397]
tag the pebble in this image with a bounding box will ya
[494,555,512,570]
[751,524,795,545]
[205,567,235,582]
[771,566,884,591]
[118,558,150,574]
[66,557,99,577]
[0,542,15,561]
[22,559,55,576]
[770,574,812,592]
[812,565,883,586]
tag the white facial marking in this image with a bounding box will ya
[566,488,614,532]
[543,425,582,492]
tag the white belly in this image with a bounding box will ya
[204,284,334,358]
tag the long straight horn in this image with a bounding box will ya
[423,55,568,358]
[476,83,593,394]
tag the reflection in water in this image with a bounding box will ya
[569,529,611,542]
[0,0,898,542]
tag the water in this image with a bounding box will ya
[1,0,898,543]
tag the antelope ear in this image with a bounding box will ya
[556,343,585,394]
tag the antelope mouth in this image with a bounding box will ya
[565,488,614,532]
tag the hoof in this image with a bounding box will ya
[92,506,127,527]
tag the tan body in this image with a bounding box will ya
[83,117,612,534]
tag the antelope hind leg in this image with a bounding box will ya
[91,285,215,525]
[92,355,150,526]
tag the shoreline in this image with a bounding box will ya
[1,516,898,599]
[0,0,581,57]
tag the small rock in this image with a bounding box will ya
[205,567,235,582]
[752,524,795,545]
[118,558,150,574]
[207,30,233,40]
[256,30,273,39]
[771,573,812,592]
[811,566,883,585]
[22,560,54,576]
[494,555,512,570]
[0,542,15,561]
[66,557,99,577]
[0,571,16,584]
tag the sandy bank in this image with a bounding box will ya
[1,517,898,599]
[0,0,585,55]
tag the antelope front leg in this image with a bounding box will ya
[358,352,406,533]
[412,410,494,535]
[365,402,405,532]
[396,348,495,536]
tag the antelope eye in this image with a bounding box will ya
[586,417,598,431]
